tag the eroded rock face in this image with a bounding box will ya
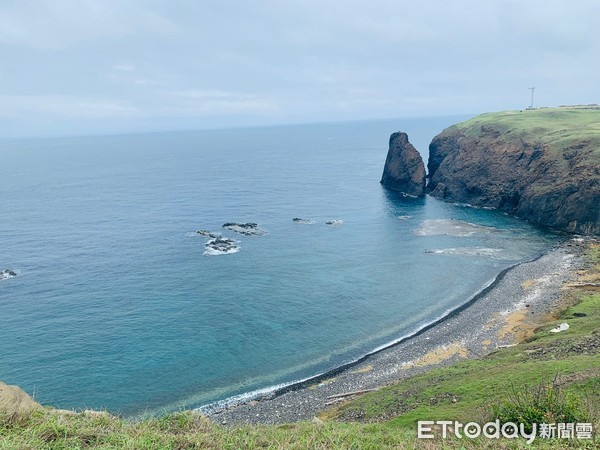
[427,124,600,235]
[380,132,426,197]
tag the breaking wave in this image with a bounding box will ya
[425,247,506,258]
[414,219,498,237]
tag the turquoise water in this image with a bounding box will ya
[0,118,558,416]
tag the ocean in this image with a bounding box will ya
[0,117,559,416]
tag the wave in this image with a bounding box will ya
[414,219,498,237]
[425,247,505,258]
[203,246,240,256]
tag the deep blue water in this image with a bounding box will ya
[0,117,558,416]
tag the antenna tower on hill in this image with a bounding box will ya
[528,87,535,109]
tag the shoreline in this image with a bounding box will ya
[199,254,532,414]
[206,238,587,425]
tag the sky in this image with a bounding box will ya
[0,0,598,137]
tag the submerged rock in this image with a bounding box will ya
[292,218,315,224]
[222,223,267,236]
[325,219,344,226]
[380,132,426,197]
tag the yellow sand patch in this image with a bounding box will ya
[575,273,600,283]
[497,309,527,340]
[402,342,469,368]
[521,279,536,290]
[496,305,556,342]
[350,364,374,374]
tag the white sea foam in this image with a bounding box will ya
[426,247,505,258]
[203,246,240,256]
[414,219,498,237]
[197,381,294,415]
[397,215,413,220]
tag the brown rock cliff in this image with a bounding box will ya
[427,111,600,234]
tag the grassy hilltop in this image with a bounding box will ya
[456,107,600,158]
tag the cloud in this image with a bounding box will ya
[0,0,598,136]
[113,63,136,72]
[134,78,162,86]
[160,89,279,116]
[0,95,140,118]
[0,1,178,50]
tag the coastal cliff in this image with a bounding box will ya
[426,107,600,234]
[380,132,426,196]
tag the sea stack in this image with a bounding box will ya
[380,132,426,197]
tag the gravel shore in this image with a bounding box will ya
[206,240,586,425]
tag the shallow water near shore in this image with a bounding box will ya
[0,117,559,416]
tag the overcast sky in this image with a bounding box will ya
[1,0,598,137]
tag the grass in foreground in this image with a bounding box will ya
[1,244,599,449]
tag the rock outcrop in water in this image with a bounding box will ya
[1,269,17,280]
[204,236,239,255]
[380,132,426,197]
[426,108,600,235]
[222,223,267,236]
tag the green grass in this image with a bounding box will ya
[0,410,422,449]
[1,244,599,449]
[448,107,600,158]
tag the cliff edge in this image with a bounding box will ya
[427,107,600,234]
[380,132,426,196]
[0,381,40,418]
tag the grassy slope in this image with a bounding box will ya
[1,245,599,449]
[450,107,600,159]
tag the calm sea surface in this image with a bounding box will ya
[0,118,558,415]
